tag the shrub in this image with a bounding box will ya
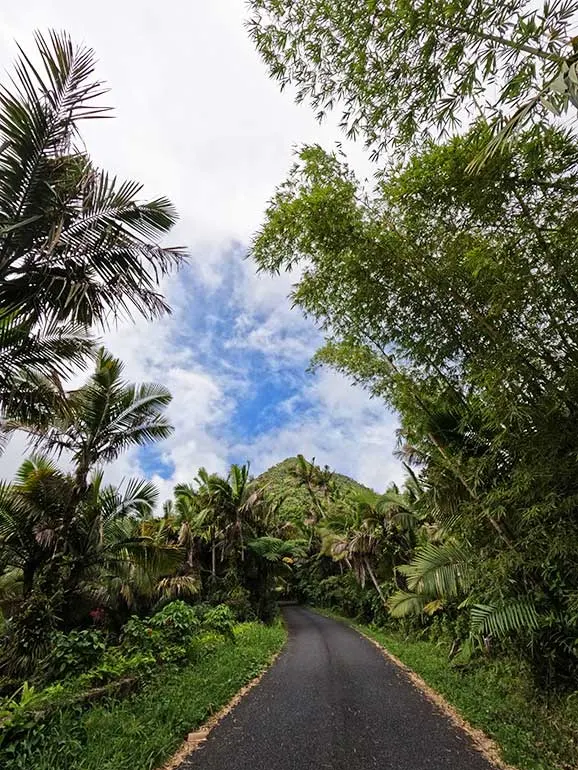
[202,605,235,641]
[149,600,201,642]
[120,617,163,656]
[206,584,256,621]
[121,601,202,656]
[80,650,156,687]
[0,681,66,748]
[119,601,235,665]
[41,630,107,682]
[223,586,256,621]
[0,590,60,679]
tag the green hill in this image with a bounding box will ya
[253,456,373,524]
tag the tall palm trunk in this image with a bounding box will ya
[237,516,245,562]
[364,557,386,606]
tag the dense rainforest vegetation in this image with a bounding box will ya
[0,35,293,767]
[247,0,578,691]
[2,1,578,767]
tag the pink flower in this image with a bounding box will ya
[89,607,106,624]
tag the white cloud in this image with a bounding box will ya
[235,369,404,493]
[0,1,371,247]
[0,433,31,481]
[98,289,236,498]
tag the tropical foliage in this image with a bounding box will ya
[248,1,578,690]
[0,30,185,426]
[248,0,578,157]
[0,30,185,687]
[251,128,578,684]
[166,462,306,621]
[0,352,181,676]
[4,5,578,764]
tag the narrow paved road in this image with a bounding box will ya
[180,607,497,770]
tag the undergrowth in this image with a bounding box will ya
[0,621,286,770]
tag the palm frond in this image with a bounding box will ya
[376,489,419,530]
[9,348,173,471]
[0,312,94,427]
[0,30,185,330]
[470,601,540,638]
[397,542,470,598]
[389,590,429,617]
[116,540,184,575]
[156,574,200,600]
[99,477,159,522]
[0,567,23,602]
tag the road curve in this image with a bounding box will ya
[179,607,497,770]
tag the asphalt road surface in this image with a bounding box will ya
[179,606,497,770]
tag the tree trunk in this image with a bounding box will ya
[364,557,387,606]
[22,564,36,596]
[238,517,244,562]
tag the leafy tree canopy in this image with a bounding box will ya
[251,123,578,684]
[248,0,578,156]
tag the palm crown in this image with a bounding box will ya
[7,348,173,491]
[0,31,185,422]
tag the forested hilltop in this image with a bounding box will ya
[255,456,373,520]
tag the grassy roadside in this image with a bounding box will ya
[317,609,577,770]
[1,621,286,770]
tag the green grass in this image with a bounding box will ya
[320,610,578,770]
[1,621,286,770]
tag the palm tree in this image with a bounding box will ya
[385,469,543,654]
[189,468,226,579]
[292,454,335,524]
[226,463,259,562]
[0,456,185,673]
[388,541,471,618]
[171,463,304,618]
[0,314,93,430]
[0,30,185,325]
[193,464,260,576]
[0,350,179,671]
[0,455,64,597]
[140,485,202,601]
[0,30,185,421]
[171,484,200,570]
[6,348,173,495]
[320,491,389,605]
[0,458,169,611]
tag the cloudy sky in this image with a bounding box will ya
[0,0,401,499]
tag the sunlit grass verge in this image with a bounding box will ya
[318,610,577,770]
[1,621,286,770]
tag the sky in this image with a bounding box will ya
[0,0,402,500]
